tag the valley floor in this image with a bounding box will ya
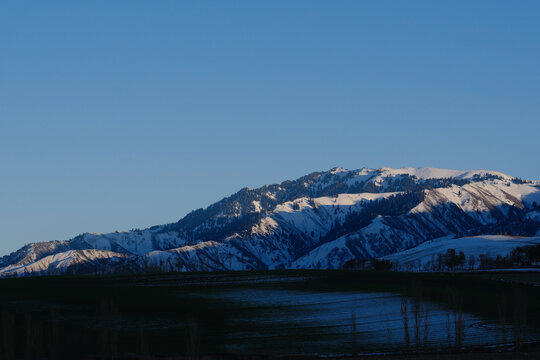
[1,270,539,359]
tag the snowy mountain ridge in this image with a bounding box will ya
[1,166,539,277]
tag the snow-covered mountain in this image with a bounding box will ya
[1,167,539,277]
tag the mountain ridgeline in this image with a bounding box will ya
[1,167,540,276]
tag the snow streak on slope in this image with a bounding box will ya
[262,192,401,236]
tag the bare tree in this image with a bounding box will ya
[448,287,465,349]
[412,295,423,348]
[401,297,410,349]
[496,293,507,345]
[423,305,430,349]
[512,286,527,349]
[467,255,476,270]
[1,311,15,360]
[351,311,357,356]
[385,314,392,348]
[187,318,200,360]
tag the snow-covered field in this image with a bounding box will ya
[384,235,540,270]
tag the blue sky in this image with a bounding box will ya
[1,1,539,254]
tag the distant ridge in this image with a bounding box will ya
[1,166,539,276]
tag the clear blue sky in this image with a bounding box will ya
[1,1,539,255]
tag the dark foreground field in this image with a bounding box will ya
[1,270,539,359]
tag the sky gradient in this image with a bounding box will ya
[1,1,539,255]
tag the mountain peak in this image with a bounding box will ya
[329,166,348,174]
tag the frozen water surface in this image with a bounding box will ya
[202,289,538,355]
